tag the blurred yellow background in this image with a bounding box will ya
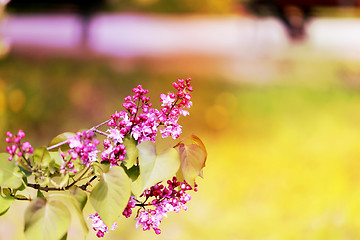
[2,1,360,239]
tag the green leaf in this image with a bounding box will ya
[2,188,11,196]
[59,174,69,189]
[24,198,71,240]
[49,151,63,166]
[15,194,28,200]
[136,141,180,195]
[60,233,67,240]
[70,187,87,211]
[177,135,207,187]
[122,164,139,181]
[18,165,32,177]
[0,189,14,216]
[17,177,28,191]
[49,175,63,188]
[35,175,49,187]
[123,135,138,169]
[93,161,110,176]
[131,176,144,197]
[37,190,45,199]
[0,153,24,189]
[48,132,76,152]
[33,147,52,167]
[50,191,89,239]
[176,168,185,183]
[90,166,131,227]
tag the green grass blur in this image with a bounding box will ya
[1,52,360,239]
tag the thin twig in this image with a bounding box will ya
[90,119,111,131]
[27,183,67,192]
[47,119,111,151]
[68,166,91,188]
[93,129,108,137]
[27,175,97,192]
[79,176,97,190]
[46,140,66,151]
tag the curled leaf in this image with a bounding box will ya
[0,189,14,216]
[15,194,28,200]
[176,135,207,186]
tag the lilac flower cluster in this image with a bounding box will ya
[101,137,126,166]
[88,213,118,238]
[134,177,196,235]
[109,85,157,143]
[60,131,99,173]
[89,177,197,238]
[67,131,100,166]
[101,79,193,166]
[158,78,193,139]
[5,130,33,162]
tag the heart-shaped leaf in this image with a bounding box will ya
[70,187,88,211]
[90,166,131,227]
[0,153,24,189]
[50,190,89,239]
[177,135,207,186]
[136,141,180,195]
[24,198,71,240]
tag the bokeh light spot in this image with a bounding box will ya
[215,91,237,113]
[205,104,229,130]
[0,78,6,91]
[8,89,26,112]
[0,91,6,114]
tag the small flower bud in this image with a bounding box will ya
[17,129,25,139]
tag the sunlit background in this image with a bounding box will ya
[2,0,360,239]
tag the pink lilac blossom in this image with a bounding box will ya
[67,131,100,167]
[102,79,192,166]
[160,93,176,107]
[107,128,124,144]
[59,152,78,174]
[135,209,163,235]
[157,78,193,139]
[101,138,126,166]
[130,110,158,143]
[88,213,118,238]
[5,130,34,161]
[134,177,196,234]
[122,85,157,143]
[122,195,137,218]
